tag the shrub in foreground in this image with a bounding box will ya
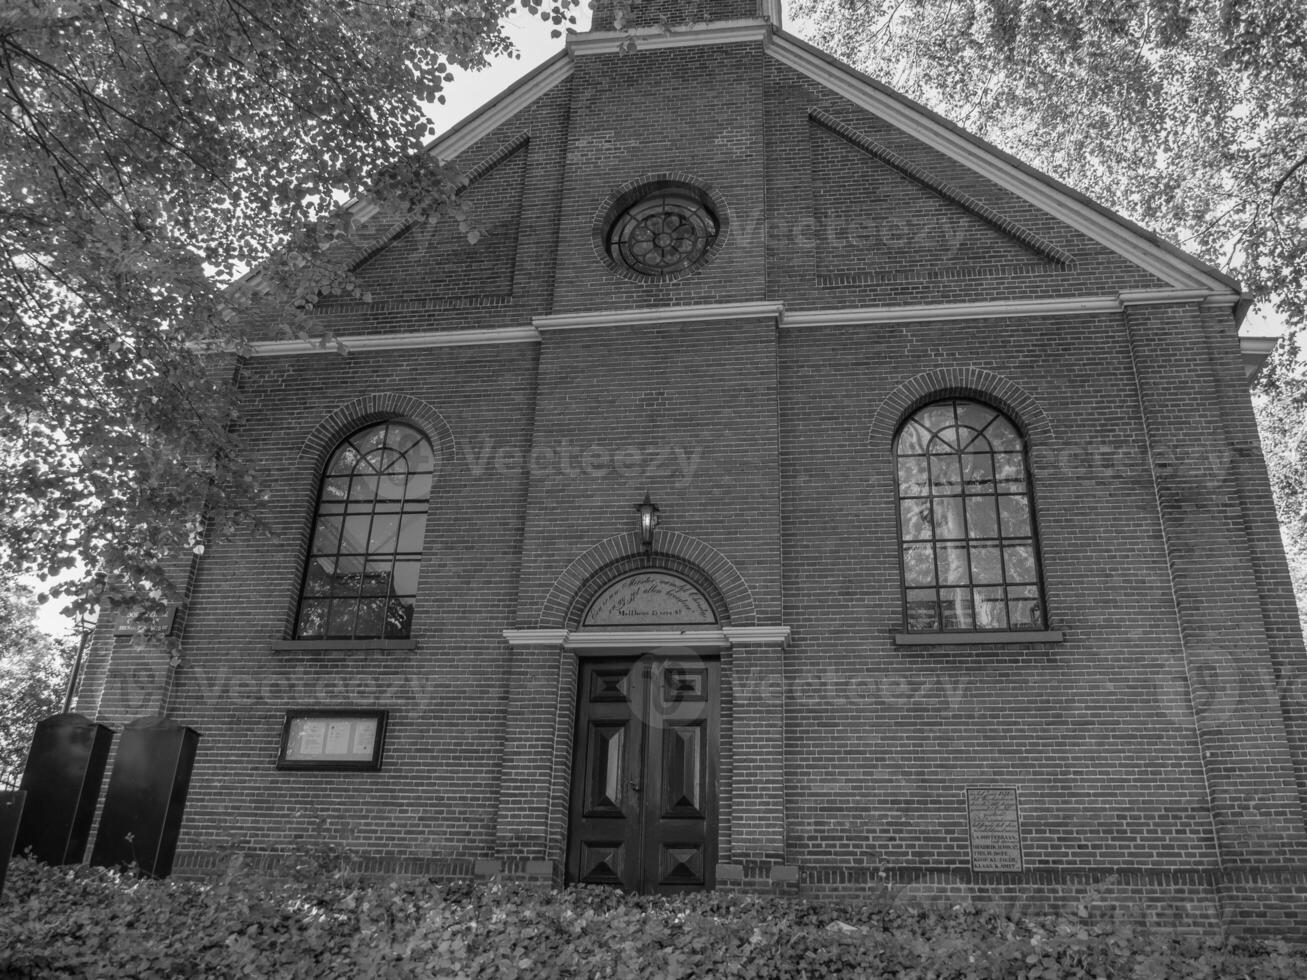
[0,857,1304,978]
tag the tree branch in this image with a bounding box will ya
[1272,152,1307,200]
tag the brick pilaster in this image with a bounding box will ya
[720,629,788,864]
[1123,303,1307,928]
[495,632,571,872]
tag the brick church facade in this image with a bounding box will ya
[72,0,1307,934]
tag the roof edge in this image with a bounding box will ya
[422,50,573,163]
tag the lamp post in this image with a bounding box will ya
[635,493,660,555]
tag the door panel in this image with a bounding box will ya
[660,724,703,815]
[583,724,627,816]
[567,655,718,893]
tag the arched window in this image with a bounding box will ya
[295,422,433,640]
[895,399,1045,632]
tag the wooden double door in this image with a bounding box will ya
[566,654,719,893]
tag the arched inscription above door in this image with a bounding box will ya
[582,572,718,627]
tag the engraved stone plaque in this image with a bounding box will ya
[584,573,716,626]
[966,787,1023,872]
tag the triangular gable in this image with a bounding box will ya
[768,29,1244,305]
[809,109,1071,287]
[230,53,572,307]
[330,135,528,308]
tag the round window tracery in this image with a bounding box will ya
[596,178,726,282]
[608,191,717,277]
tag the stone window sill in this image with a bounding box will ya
[892,630,1064,646]
[271,639,418,652]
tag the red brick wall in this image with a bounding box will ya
[155,342,540,861]
[550,44,768,312]
[779,311,1219,870]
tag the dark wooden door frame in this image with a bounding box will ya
[566,653,719,893]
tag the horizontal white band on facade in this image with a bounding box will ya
[1199,294,1242,310]
[1116,288,1214,306]
[501,627,791,649]
[721,626,792,645]
[247,325,541,357]
[501,629,570,647]
[566,20,771,57]
[781,290,1231,329]
[243,290,1247,358]
[533,302,785,332]
[567,630,732,650]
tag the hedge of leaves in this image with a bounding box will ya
[1,856,1305,979]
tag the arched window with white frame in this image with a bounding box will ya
[895,398,1046,632]
[295,421,433,640]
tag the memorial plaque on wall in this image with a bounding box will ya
[966,787,1023,872]
[278,709,387,770]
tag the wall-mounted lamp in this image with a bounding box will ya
[635,493,660,554]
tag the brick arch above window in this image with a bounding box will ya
[280,395,456,643]
[539,531,757,629]
[296,393,457,478]
[869,369,1054,450]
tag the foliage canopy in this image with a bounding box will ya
[1,0,576,620]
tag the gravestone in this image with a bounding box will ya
[0,791,25,898]
[90,716,199,877]
[15,713,113,864]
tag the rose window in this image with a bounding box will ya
[606,191,719,279]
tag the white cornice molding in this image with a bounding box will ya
[722,626,791,646]
[534,301,784,332]
[427,55,573,163]
[781,290,1231,329]
[768,34,1235,295]
[566,629,732,650]
[242,290,1232,357]
[1117,288,1212,306]
[499,627,792,650]
[1241,335,1278,381]
[502,629,570,647]
[567,20,771,56]
[248,325,540,357]
[1241,336,1278,354]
